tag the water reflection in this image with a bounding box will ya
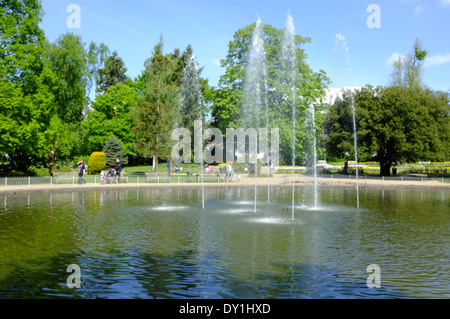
[0,186,448,299]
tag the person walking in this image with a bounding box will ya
[77,160,86,185]
[115,158,122,184]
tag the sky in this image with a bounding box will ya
[39,0,450,94]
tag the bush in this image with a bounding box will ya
[103,135,128,167]
[87,152,107,174]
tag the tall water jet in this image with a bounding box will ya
[281,11,298,219]
[333,33,359,208]
[180,51,205,209]
[351,97,360,209]
[306,100,318,209]
[243,16,267,213]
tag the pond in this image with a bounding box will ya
[0,185,448,299]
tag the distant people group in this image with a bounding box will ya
[77,158,123,186]
[77,158,242,186]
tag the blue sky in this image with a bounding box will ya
[40,0,450,93]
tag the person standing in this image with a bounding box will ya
[100,171,105,185]
[115,158,122,184]
[167,160,172,175]
[343,160,349,175]
[226,162,233,182]
[77,160,86,185]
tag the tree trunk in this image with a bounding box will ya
[153,151,159,173]
[379,159,392,177]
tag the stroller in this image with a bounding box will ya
[106,169,115,184]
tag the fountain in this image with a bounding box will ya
[306,100,318,209]
[180,52,205,209]
[351,97,360,209]
[280,11,298,219]
[333,33,360,208]
[243,15,267,213]
[1,13,448,301]
[242,11,315,217]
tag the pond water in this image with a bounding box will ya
[0,186,448,299]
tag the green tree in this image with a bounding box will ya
[322,90,357,161]
[0,70,55,171]
[45,33,109,124]
[0,0,60,172]
[84,82,138,155]
[131,36,180,172]
[212,22,329,164]
[0,0,46,88]
[390,39,428,89]
[323,86,450,176]
[103,135,128,167]
[178,45,208,131]
[96,50,129,94]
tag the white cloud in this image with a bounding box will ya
[387,52,450,69]
[387,52,407,66]
[439,0,450,7]
[423,54,450,68]
[414,4,426,14]
[213,58,222,67]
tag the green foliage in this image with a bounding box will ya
[0,0,61,171]
[84,82,138,156]
[322,90,356,159]
[0,0,46,87]
[131,35,180,171]
[211,22,329,164]
[178,45,210,131]
[390,39,428,89]
[323,85,450,176]
[87,151,106,174]
[45,33,109,123]
[96,50,129,94]
[103,135,128,167]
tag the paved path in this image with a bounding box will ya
[0,174,448,194]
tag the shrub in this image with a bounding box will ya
[103,135,128,167]
[87,152,107,174]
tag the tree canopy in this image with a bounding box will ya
[96,50,129,94]
[1,1,448,176]
[212,22,329,164]
[323,85,450,175]
[131,36,181,172]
